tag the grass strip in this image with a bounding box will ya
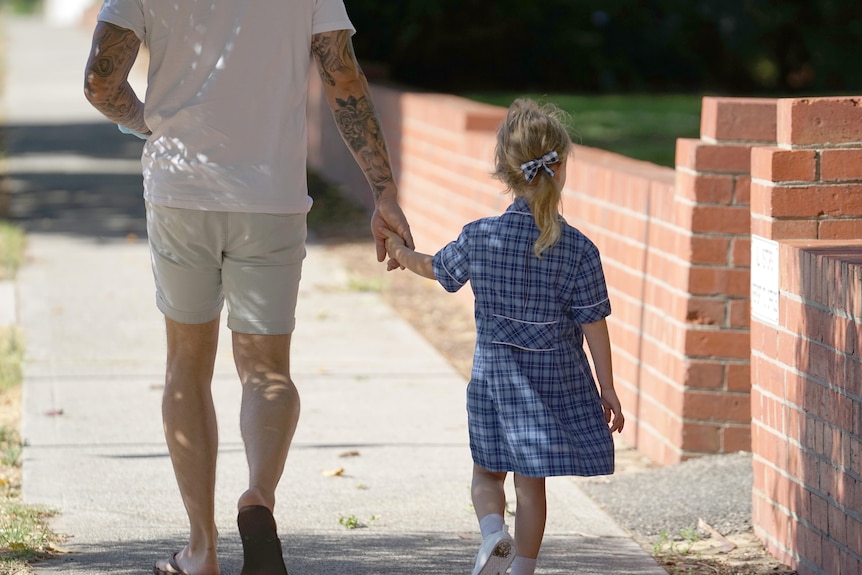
[0,222,25,281]
[461,92,704,167]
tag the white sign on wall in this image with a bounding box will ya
[751,235,780,325]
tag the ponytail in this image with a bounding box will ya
[529,175,562,257]
[493,99,572,258]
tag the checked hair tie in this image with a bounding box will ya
[519,150,559,183]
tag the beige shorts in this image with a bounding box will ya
[146,202,306,335]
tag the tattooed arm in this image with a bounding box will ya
[311,29,413,264]
[84,22,150,136]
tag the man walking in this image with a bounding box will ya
[83,2,413,574]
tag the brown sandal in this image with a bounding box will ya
[153,552,186,575]
[237,505,288,575]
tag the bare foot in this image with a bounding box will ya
[154,547,220,575]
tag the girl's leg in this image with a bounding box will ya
[471,465,516,574]
[471,464,507,524]
[512,474,547,559]
[509,557,538,575]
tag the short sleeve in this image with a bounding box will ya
[98,0,146,41]
[569,240,611,324]
[313,0,355,35]
[432,232,470,293]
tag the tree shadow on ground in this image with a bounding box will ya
[37,532,656,575]
[0,121,374,244]
[1,122,147,239]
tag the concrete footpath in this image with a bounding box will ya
[2,13,667,575]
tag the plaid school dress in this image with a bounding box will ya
[432,197,615,477]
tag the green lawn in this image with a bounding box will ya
[461,93,705,168]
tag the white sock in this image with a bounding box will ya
[478,513,505,538]
[509,557,537,575]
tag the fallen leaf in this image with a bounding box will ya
[322,467,345,477]
[698,518,737,553]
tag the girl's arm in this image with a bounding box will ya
[582,318,625,433]
[382,230,436,280]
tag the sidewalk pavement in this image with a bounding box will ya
[2,13,667,575]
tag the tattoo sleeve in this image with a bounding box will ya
[311,30,393,201]
[84,22,149,134]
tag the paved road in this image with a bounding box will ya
[2,13,667,575]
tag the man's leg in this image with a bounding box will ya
[232,332,300,511]
[230,332,299,575]
[156,317,221,575]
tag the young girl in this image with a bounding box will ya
[382,98,625,575]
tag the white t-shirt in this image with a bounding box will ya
[98,0,355,214]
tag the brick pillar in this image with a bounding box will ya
[750,95,862,575]
[670,97,777,459]
[752,97,862,241]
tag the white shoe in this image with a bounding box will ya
[472,526,516,575]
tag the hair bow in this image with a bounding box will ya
[519,150,559,183]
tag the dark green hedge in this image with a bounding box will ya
[346,0,862,94]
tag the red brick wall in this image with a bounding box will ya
[562,148,674,464]
[307,79,508,249]
[308,77,861,500]
[578,97,773,465]
[750,96,862,574]
[308,78,763,465]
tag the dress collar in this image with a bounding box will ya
[506,197,533,216]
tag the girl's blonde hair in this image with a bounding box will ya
[493,98,573,258]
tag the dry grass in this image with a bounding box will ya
[0,222,61,574]
[0,223,24,281]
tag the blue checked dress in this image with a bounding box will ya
[432,197,614,477]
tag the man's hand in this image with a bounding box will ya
[371,195,414,270]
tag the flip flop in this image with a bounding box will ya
[237,505,288,575]
[154,552,186,575]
